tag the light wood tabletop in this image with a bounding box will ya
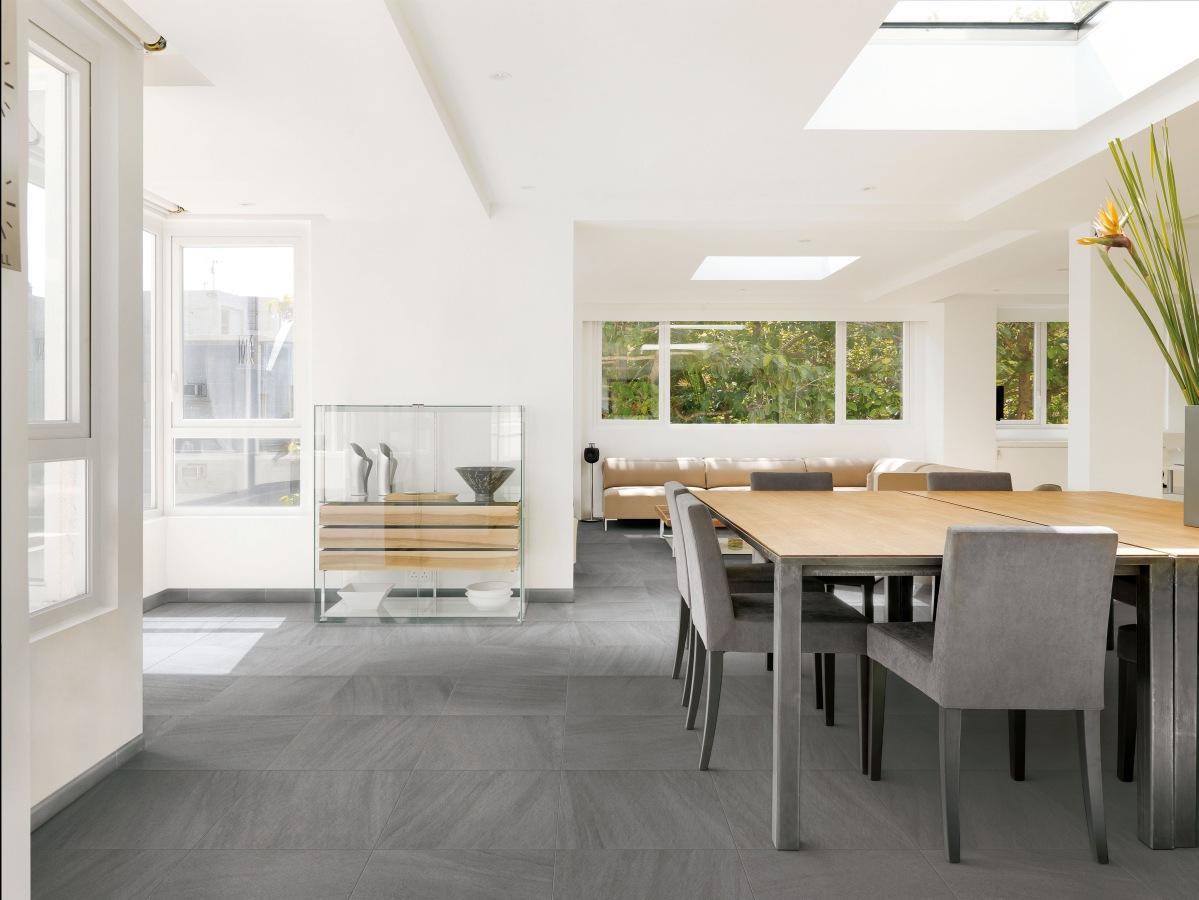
[907,490,1199,557]
[698,490,1163,559]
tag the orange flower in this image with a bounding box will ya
[1077,200,1132,248]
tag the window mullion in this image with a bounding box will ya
[835,321,847,424]
[660,320,670,425]
[1034,321,1048,425]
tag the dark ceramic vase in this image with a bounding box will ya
[455,466,515,502]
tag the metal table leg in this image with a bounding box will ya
[772,557,804,850]
[1139,557,1177,848]
[886,576,914,623]
[1173,558,1198,847]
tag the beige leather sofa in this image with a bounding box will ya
[600,456,974,522]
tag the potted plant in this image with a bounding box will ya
[1078,122,1197,523]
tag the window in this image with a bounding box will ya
[845,321,904,421]
[27,28,93,616]
[598,320,904,425]
[670,322,835,424]
[601,322,658,420]
[996,321,1068,425]
[143,229,157,509]
[179,245,295,421]
[169,238,304,511]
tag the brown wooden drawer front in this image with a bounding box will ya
[319,527,518,551]
[320,503,519,527]
[319,549,519,571]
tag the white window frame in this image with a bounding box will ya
[142,214,165,513]
[164,224,309,516]
[594,319,910,427]
[996,318,1068,435]
[26,24,90,441]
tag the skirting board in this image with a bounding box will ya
[31,732,144,831]
[144,588,572,610]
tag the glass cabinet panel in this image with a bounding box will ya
[314,404,524,623]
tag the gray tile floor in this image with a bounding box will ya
[32,521,1198,899]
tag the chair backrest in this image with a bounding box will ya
[663,480,691,602]
[925,471,1013,491]
[875,472,929,491]
[676,493,736,647]
[1033,483,1064,492]
[930,525,1118,710]
[749,471,833,491]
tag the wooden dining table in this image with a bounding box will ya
[698,489,1195,852]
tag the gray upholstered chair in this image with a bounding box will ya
[749,470,878,723]
[676,493,871,769]
[865,525,1118,864]
[1115,623,1137,782]
[748,470,834,491]
[664,482,774,708]
[1034,483,1064,491]
[925,471,1014,491]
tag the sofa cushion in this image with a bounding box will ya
[602,485,668,521]
[703,458,808,489]
[802,457,876,488]
[602,457,706,489]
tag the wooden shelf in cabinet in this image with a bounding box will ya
[319,549,519,571]
[319,526,518,551]
[319,503,519,528]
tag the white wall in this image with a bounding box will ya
[997,443,1069,490]
[142,515,167,597]
[930,297,998,471]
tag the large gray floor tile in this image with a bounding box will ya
[739,849,953,899]
[525,599,658,621]
[125,716,310,770]
[350,850,554,900]
[353,644,475,676]
[558,772,734,849]
[415,716,564,770]
[270,716,436,770]
[197,676,350,716]
[444,676,567,715]
[703,714,773,770]
[568,645,673,676]
[461,645,573,677]
[32,849,186,899]
[923,849,1154,898]
[472,623,581,649]
[148,849,368,899]
[574,621,674,648]
[320,675,455,715]
[554,850,754,900]
[565,676,684,716]
[197,770,407,849]
[564,715,698,770]
[143,675,236,716]
[377,771,559,849]
[33,771,244,850]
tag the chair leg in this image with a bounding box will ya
[766,652,773,672]
[686,636,707,731]
[1075,709,1109,864]
[822,654,836,727]
[932,576,941,621]
[681,624,696,707]
[940,707,963,864]
[1116,657,1136,782]
[863,580,875,622]
[814,653,825,710]
[1008,710,1026,782]
[1106,602,1114,651]
[868,660,887,781]
[699,650,724,770]
[857,655,871,775]
[672,598,690,680]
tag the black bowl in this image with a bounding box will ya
[455,466,515,502]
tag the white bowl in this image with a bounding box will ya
[465,591,513,611]
[466,580,513,595]
[337,582,392,610]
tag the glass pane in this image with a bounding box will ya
[884,2,1103,25]
[669,321,835,424]
[996,322,1035,421]
[174,437,301,507]
[600,322,658,420]
[143,230,156,508]
[846,322,904,420]
[28,459,87,612]
[181,246,295,420]
[27,51,69,423]
[1046,321,1069,425]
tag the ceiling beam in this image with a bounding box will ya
[382,0,493,218]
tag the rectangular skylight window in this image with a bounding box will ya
[883,1,1105,28]
[691,256,859,281]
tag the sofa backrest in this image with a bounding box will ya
[704,457,808,488]
[601,457,707,489]
[875,471,930,491]
[801,457,877,488]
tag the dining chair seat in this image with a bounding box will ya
[726,591,868,653]
[866,621,934,694]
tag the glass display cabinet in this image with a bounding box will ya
[314,404,524,623]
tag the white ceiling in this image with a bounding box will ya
[132,0,1199,306]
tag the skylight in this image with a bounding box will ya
[882,1,1106,28]
[691,256,859,282]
